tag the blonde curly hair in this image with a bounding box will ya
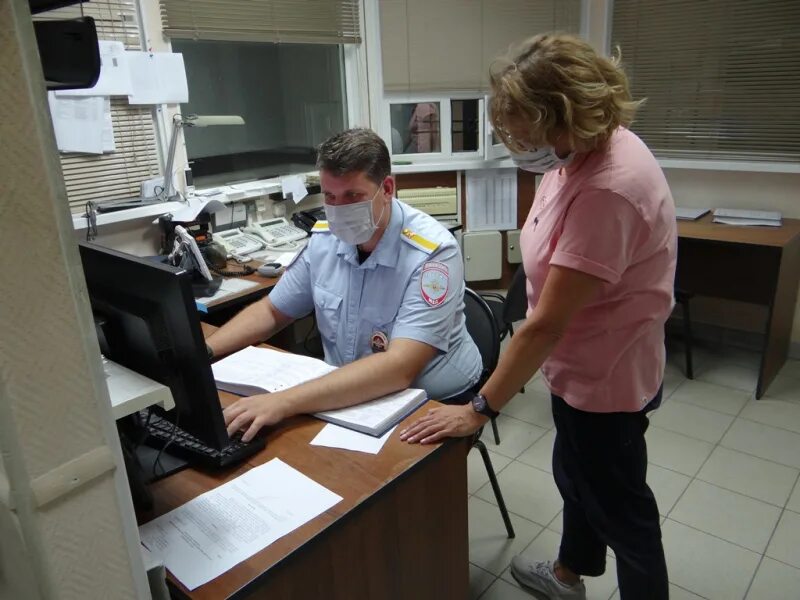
[489,33,643,152]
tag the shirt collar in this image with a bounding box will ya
[335,199,402,269]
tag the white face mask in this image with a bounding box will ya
[510,146,574,173]
[324,186,386,245]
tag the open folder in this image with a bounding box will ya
[212,346,428,436]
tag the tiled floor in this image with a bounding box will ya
[469,341,800,599]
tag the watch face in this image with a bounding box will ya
[473,395,486,411]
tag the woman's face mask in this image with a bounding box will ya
[510,146,574,173]
[324,186,386,245]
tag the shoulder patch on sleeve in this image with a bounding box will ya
[420,261,449,307]
[400,228,441,254]
[311,220,330,233]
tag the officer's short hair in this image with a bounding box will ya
[316,128,391,185]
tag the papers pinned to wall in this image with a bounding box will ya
[55,41,133,97]
[465,168,518,231]
[127,52,189,105]
[48,93,105,154]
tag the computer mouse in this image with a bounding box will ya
[257,262,285,277]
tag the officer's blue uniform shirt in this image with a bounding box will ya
[268,199,482,400]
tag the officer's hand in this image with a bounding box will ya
[399,404,487,445]
[223,393,288,442]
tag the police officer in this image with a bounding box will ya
[208,128,482,442]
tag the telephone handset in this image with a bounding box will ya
[244,217,307,247]
[211,229,264,257]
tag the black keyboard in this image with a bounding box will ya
[144,413,265,469]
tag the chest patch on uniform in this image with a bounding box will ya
[420,261,449,307]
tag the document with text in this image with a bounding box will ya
[138,458,342,590]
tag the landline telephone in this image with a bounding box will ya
[244,217,307,247]
[211,229,264,257]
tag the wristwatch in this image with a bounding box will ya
[471,393,499,419]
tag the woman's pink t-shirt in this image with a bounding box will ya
[520,127,677,413]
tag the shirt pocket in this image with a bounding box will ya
[312,284,343,341]
[360,305,397,340]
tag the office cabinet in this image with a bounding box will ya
[463,231,502,281]
[506,229,522,264]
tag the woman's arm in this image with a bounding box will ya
[400,265,604,444]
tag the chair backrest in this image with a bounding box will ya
[502,264,529,324]
[463,288,500,379]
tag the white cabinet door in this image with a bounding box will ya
[463,231,502,281]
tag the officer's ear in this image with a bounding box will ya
[382,176,396,199]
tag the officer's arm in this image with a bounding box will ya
[206,297,294,359]
[228,339,436,426]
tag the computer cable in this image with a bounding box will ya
[153,411,180,478]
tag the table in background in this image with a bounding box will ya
[676,214,800,398]
[138,394,469,599]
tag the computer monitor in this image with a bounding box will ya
[78,241,229,450]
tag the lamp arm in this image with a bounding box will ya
[161,114,184,202]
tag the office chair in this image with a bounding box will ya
[479,264,530,442]
[673,288,695,379]
[459,288,516,539]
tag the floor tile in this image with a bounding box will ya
[468,447,513,495]
[746,557,800,600]
[663,362,688,399]
[610,584,704,600]
[651,400,734,443]
[721,418,800,469]
[475,461,563,528]
[500,529,618,600]
[647,464,691,516]
[479,577,536,600]
[670,480,782,553]
[646,426,715,476]
[697,360,759,393]
[470,563,496,600]
[526,375,551,396]
[481,415,548,460]
[516,429,555,473]
[766,509,800,569]
[740,398,800,435]
[787,479,800,512]
[661,519,760,599]
[469,496,543,576]
[764,369,800,403]
[697,446,798,507]
[502,389,554,429]
[669,379,751,416]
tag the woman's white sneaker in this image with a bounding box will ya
[509,558,587,599]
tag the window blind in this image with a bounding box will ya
[380,0,581,92]
[159,0,362,44]
[612,0,800,163]
[34,1,161,214]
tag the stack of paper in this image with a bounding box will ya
[211,346,428,436]
[675,207,710,221]
[713,208,782,227]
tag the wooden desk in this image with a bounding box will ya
[204,260,279,314]
[676,214,800,398]
[138,398,469,599]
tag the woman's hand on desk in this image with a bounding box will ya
[223,393,289,442]
[399,404,486,445]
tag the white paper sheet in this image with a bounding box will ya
[48,93,104,154]
[139,458,342,591]
[310,424,397,454]
[466,168,518,231]
[281,175,308,203]
[166,197,227,222]
[212,346,337,395]
[195,278,259,305]
[102,97,115,152]
[128,52,189,104]
[56,41,133,97]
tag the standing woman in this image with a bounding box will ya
[401,33,676,599]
